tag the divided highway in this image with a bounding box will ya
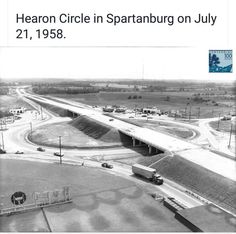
[20,89,236,181]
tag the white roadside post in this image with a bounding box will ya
[228,118,235,148]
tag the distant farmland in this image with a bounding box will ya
[46,91,234,119]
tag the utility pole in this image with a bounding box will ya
[1,132,4,150]
[30,122,33,135]
[59,136,62,164]
[40,106,43,120]
[189,104,192,121]
[217,113,221,131]
[228,122,233,148]
[197,107,201,119]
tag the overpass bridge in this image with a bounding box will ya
[24,93,199,154]
[21,91,236,181]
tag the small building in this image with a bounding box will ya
[143,107,161,115]
[9,107,26,115]
[168,110,182,117]
[175,204,236,232]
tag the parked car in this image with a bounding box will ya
[0,148,6,154]
[101,162,113,169]
[15,151,24,154]
[54,152,64,157]
[37,147,45,152]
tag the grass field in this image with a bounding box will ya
[0,95,34,111]
[122,118,196,139]
[209,119,236,134]
[0,158,189,232]
[47,91,234,118]
[29,115,133,148]
[151,155,236,214]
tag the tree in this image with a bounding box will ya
[209,53,220,67]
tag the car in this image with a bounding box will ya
[101,162,113,169]
[109,118,114,121]
[37,147,45,152]
[15,151,24,154]
[54,152,64,157]
[0,148,6,154]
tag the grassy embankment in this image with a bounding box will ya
[151,155,236,214]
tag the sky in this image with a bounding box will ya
[0,0,235,81]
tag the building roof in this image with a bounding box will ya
[176,204,236,232]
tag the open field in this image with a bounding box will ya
[209,119,236,134]
[0,158,189,232]
[0,95,34,111]
[47,91,234,118]
[120,118,196,139]
[151,155,236,214]
[29,116,132,149]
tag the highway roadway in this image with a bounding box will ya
[0,88,207,210]
[19,88,236,181]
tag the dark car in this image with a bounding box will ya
[101,162,113,169]
[15,151,24,154]
[37,147,45,152]
[54,152,64,157]
[0,148,6,154]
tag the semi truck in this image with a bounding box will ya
[132,164,164,185]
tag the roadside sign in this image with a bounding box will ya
[11,191,26,205]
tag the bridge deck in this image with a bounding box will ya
[24,94,236,181]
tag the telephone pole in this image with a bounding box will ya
[1,132,4,150]
[30,122,33,135]
[59,136,62,164]
[228,122,233,148]
[189,104,192,121]
[197,107,201,119]
[217,113,221,131]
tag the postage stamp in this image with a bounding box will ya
[209,50,232,73]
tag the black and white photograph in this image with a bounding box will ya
[0,0,235,232]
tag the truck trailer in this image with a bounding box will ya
[132,164,164,185]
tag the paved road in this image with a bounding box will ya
[198,118,235,157]
[1,89,206,209]
[19,89,236,181]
